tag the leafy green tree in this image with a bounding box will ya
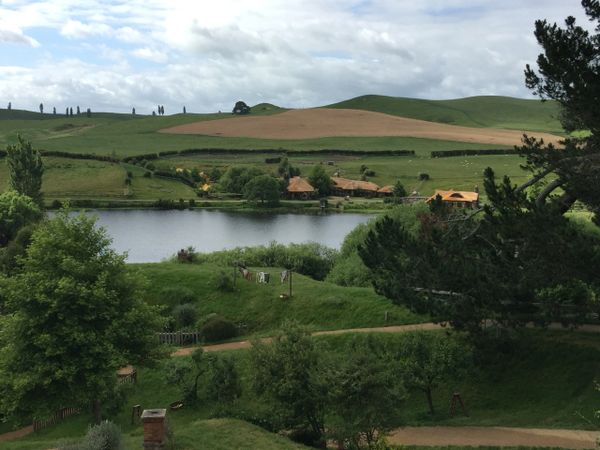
[0,211,164,423]
[205,353,241,410]
[76,106,80,115]
[0,191,42,246]
[393,180,407,198]
[326,337,405,449]
[6,136,44,205]
[219,166,263,194]
[243,175,280,205]
[39,103,43,114]
[166,348,205,404]
[308,165,333,196]
[250,322,326,445]
[397,332,471,415]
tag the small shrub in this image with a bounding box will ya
[418,172,430,180]
[143,171,152,178]
[364,169,376,176]
[216,270,235,292]
[188,199,196,208]
[51,199,63,209]
[200,317,238,342]
[159,286,196,309]
[173,303,198,328]
[84,420,124,450]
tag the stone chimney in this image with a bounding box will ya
[141,409,166,449]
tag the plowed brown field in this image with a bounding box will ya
[160,108,563,146]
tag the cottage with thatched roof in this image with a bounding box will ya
[377,185,394,197]
[427,189,479,208]
[331,177,380,197]
[287,176,315,200]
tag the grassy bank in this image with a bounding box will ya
[135,262,425,336]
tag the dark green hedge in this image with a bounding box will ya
[430,149,518,158]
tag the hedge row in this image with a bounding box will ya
[122,147,415,162]
[40,150,120,163]
[430,149,519,158]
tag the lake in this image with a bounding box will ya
[86,209,375,263]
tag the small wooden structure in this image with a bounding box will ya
[287,176,315,200]
[117,365,137,384]
[377,185,394,197]
[427,189,480,209]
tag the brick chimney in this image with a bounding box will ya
[141,409,167,449]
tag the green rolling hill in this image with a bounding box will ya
[326,94,563,133]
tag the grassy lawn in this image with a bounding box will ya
[135,262,425,336]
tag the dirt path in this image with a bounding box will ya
[388,426,600,449]
[160,108,563,147]
[0,425,33,442]
[171,322,444,356]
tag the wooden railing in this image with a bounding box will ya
[157,331,201,346]
[33,407,80,432]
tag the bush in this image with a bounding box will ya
[143,171,152,178]
[159,286,196,310]
[51,199,63,209]
[216,270,235,292]
[200,317,238,342]
[84,420,124,450]
[418,172,430,181]
[364,169,376,177]
[172,303,198,328]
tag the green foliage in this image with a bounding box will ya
[205,353,242,410]
[396,332,472,415]
[82,420,124,450]
[166,348,205,404]
[219,166,264,194]
[250,321,326,444]
[0,190,42,246]
[200,316,238,343]
[243,175,281,206]
[172,303,198,328]
[159,286,197,310]
[393,181,407,198]
[6,135,44,204]
[326,205,426,287]
[0,210,164,422]
[195,241,338,281]
[359,169,600,336]
[326,337,405,449]
[216,270,235,292]
[308,165,333,196]
[418,172,430,181]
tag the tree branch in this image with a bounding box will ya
[536,178,564,208]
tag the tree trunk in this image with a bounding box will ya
[92,399,102,424]
[425,387,435,415]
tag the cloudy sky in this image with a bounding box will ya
[0,0,589,114]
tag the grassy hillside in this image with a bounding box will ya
[5,330,599,449]
[135,262,425,336]
[327,95,563,133]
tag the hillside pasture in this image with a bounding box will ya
[326,95,564,133]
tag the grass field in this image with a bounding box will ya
[135,262,425,336]
[0,95,565,203]
[327,95,563,134]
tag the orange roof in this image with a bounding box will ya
[427,189,479,203]
[332,177,380,192]
[378,185,394,193]
[287,176,315,193]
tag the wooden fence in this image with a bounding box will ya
[157,331,201,346]
[33,407,80,432]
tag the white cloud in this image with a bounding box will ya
[0,27,39,46]
[0,0,595,112]
[131,47,168,63]
[60,19,112,39]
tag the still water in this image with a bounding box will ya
[86,209,374,263]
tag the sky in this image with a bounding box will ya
[0,0,591,114]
